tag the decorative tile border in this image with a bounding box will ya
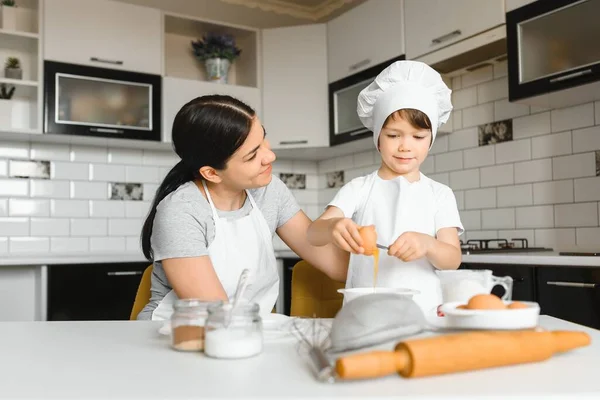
[110,182,143,201]
[326,171,344,188]
[9,160,50,179]
[280,173,306,190]
[478,119,513,146]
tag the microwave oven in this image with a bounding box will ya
[328,55,405,146]
[43,61,162,141]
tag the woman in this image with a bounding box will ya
[137,95,347,320]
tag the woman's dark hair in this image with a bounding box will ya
[141,95,255,260]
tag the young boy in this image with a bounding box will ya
[307,60,464,316]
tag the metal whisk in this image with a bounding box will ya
[290,317,336,383]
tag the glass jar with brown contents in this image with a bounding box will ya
[171,299,222,352]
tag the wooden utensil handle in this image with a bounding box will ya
[335,350,410,380]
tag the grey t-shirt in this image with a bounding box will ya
[137,175,300,320]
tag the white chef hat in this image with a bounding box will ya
[357,60,452,149]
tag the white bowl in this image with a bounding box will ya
[337,287,420,303]
[438,301,540,330]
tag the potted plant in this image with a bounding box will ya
[0,0,17,31]
[191,33,241,84]
[5,57,22,80]
[0,84,15,128]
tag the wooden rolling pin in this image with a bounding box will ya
[336,330,590,380]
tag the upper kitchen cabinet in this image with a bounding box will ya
[262,24,328,150]
[327,0,404,83]
[44,0,161,75]
[404,0,505,60]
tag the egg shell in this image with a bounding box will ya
[507,301,528,309]
[358,225,377,256]
[467,294,506,310]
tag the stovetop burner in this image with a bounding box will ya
[461,238,554,255]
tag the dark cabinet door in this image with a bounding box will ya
[48,262,149,321]
[536,266,600,329]
[460,263,536,301]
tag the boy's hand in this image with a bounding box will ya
[388,232,433,262]
[328,218,364,254]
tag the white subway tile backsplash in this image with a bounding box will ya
[552,153,595,180]
[533,180,574,205]
[90,164,126,182]
[464,230,499,241]
[70,181,108,200]
[335,155,354,171]
[70,146,108,163]
[435,151,463,172]
[318,188,338,205]
[453,110,463,130]
[70,219,108,236]
[292,160,318,174]
[551,103,594,133]
[451,76,462,90]
[108,148,143,165]
[512,112,551,139]
[142,150,179,167]
[449,169,479,190]
[514,158,552,184]
[576,227,600,248]
[90,237,126,252]
[462,103,494,128]
[516,206,554,228]
[353,151,374,168]
[493,61,507,79]
[535,228,576,249]
[0,179,28,196]
[572,125,600,154]
[303,174,318,190]
[494,99,530,121]
[554,202,598,228]
[574,177,600,202]
[595,101,600,125]
[31,218,70,236]
[0,159,6,176]
[31,180,70,198]
[463,145,495,169]
[143,184,158,202]
[454,190,464,210]
[449,127,478,151]
[109,218,143,236]
[125,201,151,218]
[291,189,319,205]
[477,77,508,104]
[305,205,320,221]
[0,142,29,159]
[480,164,514,188]
[51,199,88,217]
[90,200,125,218]
[497,184,533,207]
[30,143,70,161]
[459,210,481,230]
[0,199,6,216]
[0,217,29,236]
[465,188,496,209]
[8,199,50,217]
[344,168,363,182]
[531,131,572,159]
[429,135,448,155]
[452,86,477,109]
[272,160,293,173]
[461,65,493,88]
[482,208,515,230]
[51,237,89,253]
[126,236,141,252]
[421,156,435,174]
[125,166,159,184]
[317,158,337,174]
[498,229,535,246]
[0,237,7,253]
[51,161,89,180]
[9,237,50,253]
[495,139,531,164]
[429,172,450,186]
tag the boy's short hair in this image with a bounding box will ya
[383,109,433,145]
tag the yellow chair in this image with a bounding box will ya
[290,260,345,318]
[130,264,153,320]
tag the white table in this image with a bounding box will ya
[0,316,597,399]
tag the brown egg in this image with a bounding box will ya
[507,301,528,309]
[358,225,377,256]
[456,305,468,310]
[467,294,506,310]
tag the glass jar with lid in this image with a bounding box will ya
[203,302,263,359]
[171,299,222,352]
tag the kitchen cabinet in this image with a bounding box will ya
[44,0,161,75]
[327,0,405,83]
[262,24,328,149]
[162,77,261,143]
[0,266,43,321]
[536,266,600,330]
[505,0,537,12]
[461,263,535,301]
[404,0,505,60]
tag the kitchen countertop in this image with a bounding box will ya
[1,250,600,267]
[0,316,597,399]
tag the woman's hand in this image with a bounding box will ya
[388,232,433,262]
[328,217,365,254]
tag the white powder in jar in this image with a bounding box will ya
[204,328,263,359]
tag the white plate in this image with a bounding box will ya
[437,301,540,330]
